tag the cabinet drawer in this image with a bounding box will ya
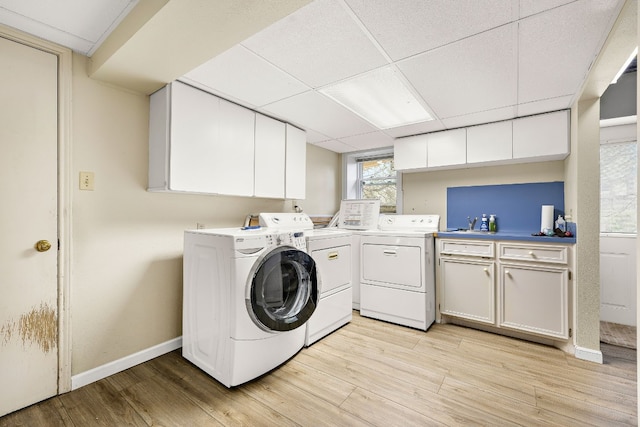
[440,239,494,258]
[498,243,568,264]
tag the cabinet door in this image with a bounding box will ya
[169,81,221,193]
[255,114,285,198]
[512,110,569,160]
[467,120,512,164]
[427,128,466,168]
[394,134,427,170]
[217,98,255,196]
[285,124,306,199]
[440,258,495,324]
[499,263,568,339]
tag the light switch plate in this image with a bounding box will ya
[79,171,95,190]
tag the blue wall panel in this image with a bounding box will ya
[447,182,565,233]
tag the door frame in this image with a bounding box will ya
[0,25,73,394]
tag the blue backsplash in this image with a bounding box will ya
[447,182,565,233]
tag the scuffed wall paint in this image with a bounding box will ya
[0,303,57,353]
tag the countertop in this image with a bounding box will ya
[435,230,576,244]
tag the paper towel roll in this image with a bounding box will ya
[540,205,554,232]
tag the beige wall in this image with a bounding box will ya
[569,99,602,353]
[402,161,566,230]
[70,53,340,374]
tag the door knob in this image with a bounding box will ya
[35,240,52,252]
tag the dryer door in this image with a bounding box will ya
[249,246,318,332]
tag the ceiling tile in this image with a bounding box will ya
[382,120,445,138]
[518,0,574,19]
[440,106,517,129]
[241,0,388,88]
[337,131,395,151]
[0,0,136,55]
[306,129,333,144]
[182,45,309,108]
[518,0,624,104]
[260,90,377,139]
[398,24,517,120]
[345,0,515,61]
[516,95,573,117]
[310,139,358,153]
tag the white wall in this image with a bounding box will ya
[70,53,341,374]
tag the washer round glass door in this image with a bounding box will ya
[249,246,318,332]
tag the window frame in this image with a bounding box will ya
[342,147,403,213]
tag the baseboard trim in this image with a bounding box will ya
[71,337,182,390]
[574,345,603,364]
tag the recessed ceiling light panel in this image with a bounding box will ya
[319,67,433,129]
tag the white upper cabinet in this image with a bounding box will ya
[217,98,255,197]
[466,120,512,164]
[149,81,306,198]
[394,134,428,170]
[512,110,569,160]
[394,110,570,172]
[285,124,306,200]
[255,113,286,198]
[155,81,223,193]
[427,128,466,168]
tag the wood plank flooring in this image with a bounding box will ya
[1,312,636,426]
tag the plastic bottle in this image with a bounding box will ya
[480,214,489,232]
[555,215,565,232]
[489,214,497,232]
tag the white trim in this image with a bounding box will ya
[71,337,182,390]
[600,115,637,127]
[574,345,603,364]
[0,24,74,394]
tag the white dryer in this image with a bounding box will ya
[259,213,352,346]
[358,214,439,331]
[182,227,317,387]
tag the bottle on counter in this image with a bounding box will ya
[555,215,565,232]
[480,214,489,232]
[489,214,497,232]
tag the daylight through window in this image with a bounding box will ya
[358,156,397,213]
[600,140,637,233]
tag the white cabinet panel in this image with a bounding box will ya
[217,98,255,197]
[512,110,569,160]
[440,258,495,324]
[499,263,569,339]
[149,82,305,198]
[285,124,306,199]
[394,134,427,170]
[427,128,466,168]
[167,81,221,193]
[255,114,285,198]
[467,120,512,164]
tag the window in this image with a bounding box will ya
[600,139,637,233]
[358,157,397,213]
[343,148,401,213]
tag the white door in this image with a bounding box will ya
[599,122,637,326]
[600,235,637,326]
[0,36,59,416]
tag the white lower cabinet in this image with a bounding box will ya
[438,239,571,341]
[440,257,495,324]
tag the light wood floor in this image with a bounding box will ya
[1,312,637,426]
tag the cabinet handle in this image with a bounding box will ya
[505,270,510,275]
[528,251,535,257]
[483,267,490,275]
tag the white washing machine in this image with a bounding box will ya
[358,214,440,331]
[259,213,352,346]
[182,227,318,387]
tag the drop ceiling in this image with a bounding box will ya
[0,0,633,153]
